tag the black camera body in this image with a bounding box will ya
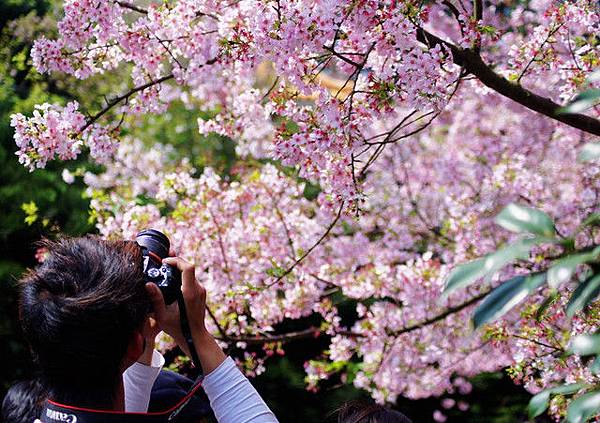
[135,228,202,370]
[136,229,181,305]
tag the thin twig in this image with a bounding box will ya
[79,57,217,133]
[264,202,345,288]
[80,74,174,133]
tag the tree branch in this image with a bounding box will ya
[473,0,482,21]
[387,289,491,336]
[79,57,217,133]
[214,290,492,345]
[115,0,148,14]
[416,28,600,136]
[264,201,344,288]
[216,327,323,345]
[80,74,174,133]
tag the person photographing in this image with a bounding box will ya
[18,233,278,422]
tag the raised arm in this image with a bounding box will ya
[146,257,278,423]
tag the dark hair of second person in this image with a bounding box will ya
[1,378,47,423]
[336,401,413,423]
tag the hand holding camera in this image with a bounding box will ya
[137,229,225,375]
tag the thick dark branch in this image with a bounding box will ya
[416,28,600,136]
[442,0,461,19]
[115,0,148,14]
[323,45,362,68]
[473,0,482,21]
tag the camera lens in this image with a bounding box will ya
[135,229,171,259]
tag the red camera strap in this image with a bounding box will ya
[39,378,204,423]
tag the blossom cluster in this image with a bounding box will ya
[16,1,599,202]
[11,102,84,170]
[10,101,118,170]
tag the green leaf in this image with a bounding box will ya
[579,143,600,162]
[528,383,588,419]
[569,334,600,356]
[442,238,538,297]
[591,357,600,375]
[567,390,600,423]
[548,251,598,289]
[266,266,286,278]
[24,215,37,226]
[582,213,600,227]
[536,289,559,322]
[567,274,600,318]
[473,273,546,329]
[495,204,555,237]
[21,201,39,225]
[529,391,552,420]
[560,88,600,114]
[21,201,38,215]
[442,258,488,297]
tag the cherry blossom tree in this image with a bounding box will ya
[11,0,600,419]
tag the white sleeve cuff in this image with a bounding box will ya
[124,350,165,412]
[150,349,166,368]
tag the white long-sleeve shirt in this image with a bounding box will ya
[202,357,278,422]
[124,349,165,412]
[123,352,278,423]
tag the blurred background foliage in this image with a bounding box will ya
[0,1,543,421]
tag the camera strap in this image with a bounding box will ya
[176,294,202,371]
[40,377,204,423]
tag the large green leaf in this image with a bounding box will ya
[442,238,538,298]
[579,143,600,163]
[567,390,600,423]
[548,251,598,289]
[528,383,588,419]
[569,334,600,357]
[442,257,488,298]
[495,204,555,237]
[473,273,546,329]
[560,88,600,114]
[566,274,600,318]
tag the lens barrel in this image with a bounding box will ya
[135,229,170,259]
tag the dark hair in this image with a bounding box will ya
[336,401,412,423]
[2,378,47,423]
[19,236,150,409]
